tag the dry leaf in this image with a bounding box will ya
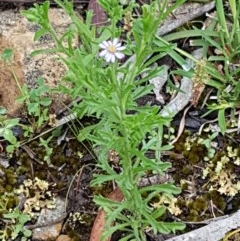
[88,0,108,27]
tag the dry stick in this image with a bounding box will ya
[20,112,77,146]
[89,187,124,241]
[169,103,193,145]
[160,48,203,118]
[157,1,215,36]
[64,164,86,212]
[198,110,240,135]
[181,215,229,225]
[164,210,240,241]
[223,228,240,241]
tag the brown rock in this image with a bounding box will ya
[32,198,66,241]
[0,8,79,114]
[32,223,62,241]
[0,36,24,115]
[56,234,72,241]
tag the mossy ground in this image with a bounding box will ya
[2,124,240,240]
[166,130,240,224]
[0,132,98,240]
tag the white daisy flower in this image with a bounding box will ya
[99,38,126,63]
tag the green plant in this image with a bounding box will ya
[0,48,52,154]
[0,195,31,241]
[199,131,218,161]
[1,48,52,132]
[191,0,240,135]
[163,0,240,134]
[21,0,187,239]
[0,107,34,154]
[39,136,53,164]
[202,0,240,134]
[0,51,22,153]
[2,209,31,241]
[17,77,52,131]
[0,113,20,154]
[1,47,52,132]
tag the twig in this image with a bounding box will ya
[160,49,203,118]
[180,214,229,225]
[157,2,215,36]
[170,103,193,145]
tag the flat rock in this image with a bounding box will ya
[0,8,78,114]
[32,197,66,241]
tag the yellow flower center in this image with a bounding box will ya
[108,45,116,53]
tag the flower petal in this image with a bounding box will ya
[107,40,113,46]
[115,43,121,48]
[105,53,113,62]
[99,49,108,57]
[115,52,125,59]
[112,38,119,46]
[102,40,110,48]
[116,46,126,51]
[99,38,126,63]
[99,44,106,49]
[110,54,116,63]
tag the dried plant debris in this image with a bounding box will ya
[150,193,182,216]
[165,130,240,225]
[190,59,207,107]
[203,146,240,197]
[16,177,56,217]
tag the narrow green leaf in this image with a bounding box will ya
[218,108,226,135]
[34,28,49,41]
